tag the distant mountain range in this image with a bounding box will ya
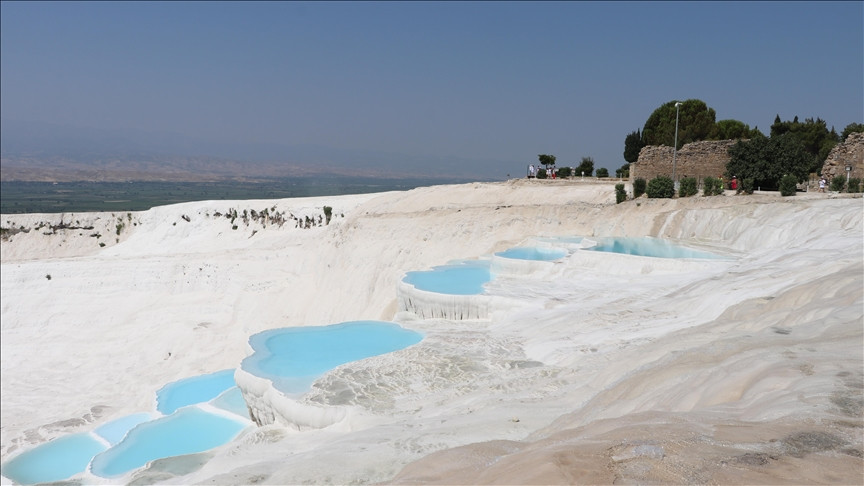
[0,119,508,182]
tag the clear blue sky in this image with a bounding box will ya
[2,1,862,175]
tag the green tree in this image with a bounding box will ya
[623,129,644,163]
[726,132,811,189]
[615,183,627,204]
[712,119,759,140]
[633,178,646,198]
[538,154,556,170]
[770,115,840,173]
[779,174,798,196]
[678,177,698,197]
[841,122,864,141]
[646,176,675,198]
[616,163,630,179]
[702,177,724,196]
[596,167,609,178]
[576,157,594,177]
[642,99,717,149]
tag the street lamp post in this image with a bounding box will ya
[672,101,682,190]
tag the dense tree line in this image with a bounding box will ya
[623,99,761,164]
[769,115,839,173]
[623,99,863,190]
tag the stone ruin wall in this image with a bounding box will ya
[630,133,864,186]
[820,131,864,182]
[630,140,738,182]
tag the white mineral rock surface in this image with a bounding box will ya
[1,180,861,484]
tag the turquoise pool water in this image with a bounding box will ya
[89,407,248,478]
[495,247,568,261]
[242,320,423,395]
[402,260,491,295]
[0,433,107,485]
[585,237,724,259]
[94,413,154,445]
[1,376,251,484]
[211,386,251,419]
[156,369,236,415]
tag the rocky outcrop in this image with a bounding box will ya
[630,140,738,182]
[821,131,864,181]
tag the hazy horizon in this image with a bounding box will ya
[2,1,862,179]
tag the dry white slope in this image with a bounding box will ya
[1,180,861,485]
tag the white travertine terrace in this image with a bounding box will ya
[396,279,494,320]
[234,368,353,431]
[2,181,861,485]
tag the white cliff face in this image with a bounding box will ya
[397,280,494,320]
[1,181,862,485]
[234,368,352,431]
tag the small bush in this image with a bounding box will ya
[779,174,798,196]
[703,177,723,196]
[739,177,755,194]
[633,178,647,198]
[847,177,862,193]
[596,168,609,178]
[615,183,626,204]
[678,177,698,197]
[646,176,675,198]
[537,168,547,179]
[557,166,572,178]
[323,206,333,224]
[830,177,846,192]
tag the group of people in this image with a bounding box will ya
[527,164,556,179]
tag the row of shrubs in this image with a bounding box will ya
[829,177,863,193]
[616,176,759,203]
[616,175,862,203]
[535,167,612,179]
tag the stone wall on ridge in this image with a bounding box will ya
[820,131,864,182]
[630,140,739,182]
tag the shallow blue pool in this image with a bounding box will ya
[0,433,107,485]
[1,375,252,484]
[495,247,568,261]
[211,386,251,419]
[242,320,423,395]
[89,407,249,478]
[585,237,724,259]
[94,413,154,445]
[156,369,237,415]
[402,260,491,295]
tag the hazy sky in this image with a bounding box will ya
[2,1,862,174]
